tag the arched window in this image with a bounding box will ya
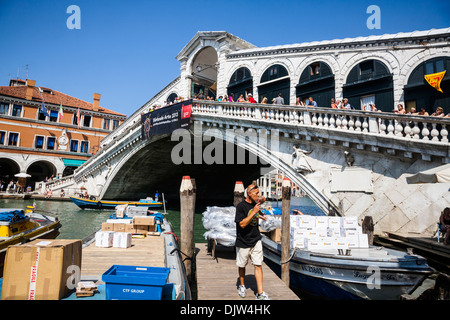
[258,64,290,104]
[167,93,178,104]
[227,67,253,100]
[404,57,450,114]
[343,59,393,112]
[296,62,335,107]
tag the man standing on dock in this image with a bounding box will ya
[235,184,270,300]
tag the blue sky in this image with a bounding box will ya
[0,0,449,116]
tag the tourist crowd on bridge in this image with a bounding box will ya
[189,91,450,118]
[143,90,450,118]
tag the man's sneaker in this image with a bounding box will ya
[256,291,270,300]
[238,285,246,298]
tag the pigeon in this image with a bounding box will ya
[344,151,354,166]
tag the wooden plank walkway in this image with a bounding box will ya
[195,243,299,300]
[81,236,166,280]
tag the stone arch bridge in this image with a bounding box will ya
[46,99,450,237]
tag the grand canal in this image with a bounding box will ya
[0,196,322,241]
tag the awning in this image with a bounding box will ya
[406,163,450,184]
[63,158,86,167]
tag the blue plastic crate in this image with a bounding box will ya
[102,265,170,300]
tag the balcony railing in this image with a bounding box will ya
[192,100,450,144]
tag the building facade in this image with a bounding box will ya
[0,79,126,191]
[131,28,450,121]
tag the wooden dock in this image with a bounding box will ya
[80,236,166,280]
[375,233,450,274]
[195,243,300,300]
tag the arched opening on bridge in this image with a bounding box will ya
[296,61,335,107]
[258,64,290,105]
[102,135,271,206]
[190,46,218,99]
[166,92,178,104]
[404,57,450,114]
[27,160,57,189]
[0,158,20,191]
[343,59,393,112]
[227,67,253,101]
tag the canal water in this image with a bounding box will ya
[0,196,323,242]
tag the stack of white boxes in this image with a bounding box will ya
[290,215,369,251]
[95,231,114,248]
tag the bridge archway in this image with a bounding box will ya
[26,160,57,188]
[166,92,178,104]
[227,67,253,101]
[0,157,20,189]
[258,64,290,105]
[404,56,450,114]
[343,59,394,112]
[98,125,338,215]
[190,46,218,99]
[296,61,335,107]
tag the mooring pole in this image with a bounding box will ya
[233,181,245,207]
[180,175,195,283]
[281,177,291,286]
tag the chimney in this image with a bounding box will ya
[93,93,101,112]
[25,79,36,100]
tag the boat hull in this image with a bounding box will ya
[70,196,163,210]
[262,235,434,300]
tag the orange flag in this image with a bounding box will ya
[424,70,446,93]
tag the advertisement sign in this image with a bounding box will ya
[141,100,192,139]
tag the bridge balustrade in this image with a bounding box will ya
[192,101,450,144]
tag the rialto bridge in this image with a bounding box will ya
[45,29,450,237]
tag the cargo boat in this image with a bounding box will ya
[64,210,191,300]
[70,196,163,210]
[0,208,61,277]
[261,230,434,300]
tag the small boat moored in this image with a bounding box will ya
[0,208,61,277]
[70,196,163,210]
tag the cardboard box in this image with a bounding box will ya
[304,238,324,250]
[113,223,126,232]
[358,233,369,248]
[96,231,114,248]
[133,216,155,226]
[135,224,149,234]
[270,228,281,242]
[115,204,128,218]
[346,237,359,248]
[291,238,305,249]
[124,224,137,233]
[334,237,349,249]
[343,229,360,238]
[327,227,342,237]
[1,239,82,300]
[328,217,342,229]
[298,216,315,228]
[342,216,359,229]
[113,232,132,248]
[107,218,133,224]
[101,223,114,231]
[126,206,149,217]
[315,216,329,229]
